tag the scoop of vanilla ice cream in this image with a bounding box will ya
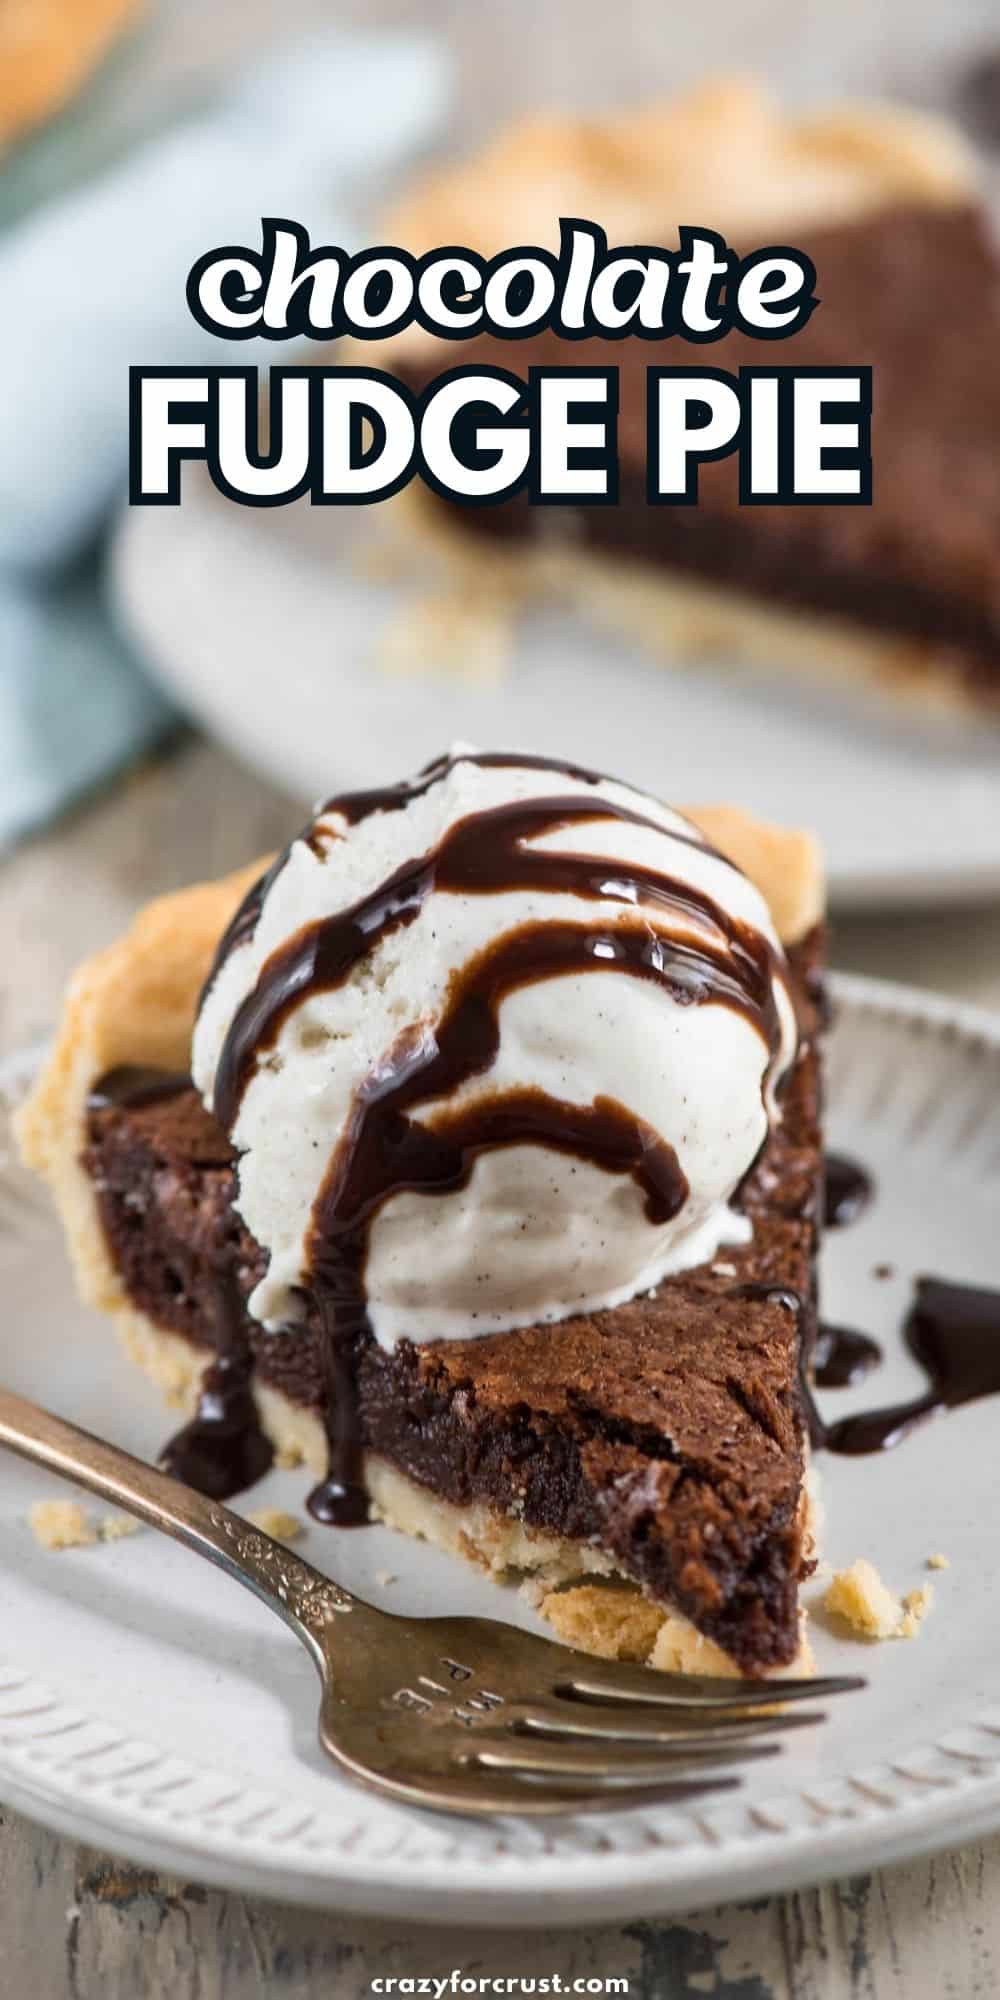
[193,753,797,1347]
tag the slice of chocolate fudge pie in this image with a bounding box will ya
[381,82,1000,716]
[18,754,825,1678]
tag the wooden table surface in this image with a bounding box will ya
[4,0,1000,1990]
[2,736,1000,2000]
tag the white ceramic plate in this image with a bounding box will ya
[111,486,1000,911]
[2,975,1000,1922]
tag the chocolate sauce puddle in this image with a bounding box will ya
[824,1152,874,1229]
[731,1235,1000,1457]
[813,1322,883,1388]
[817,1277,1000,1455]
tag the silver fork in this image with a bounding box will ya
[0,1386,862,1818]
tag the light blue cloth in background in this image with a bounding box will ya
[0,31,449,845]
[0,570,177,837]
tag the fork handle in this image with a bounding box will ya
[0,1384,360,1665]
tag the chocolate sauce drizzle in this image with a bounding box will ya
[159,1271,274,1499]
[204,747,726,999]
[824,1152,874,1230]
[318,748,606,825]
[87,1066,191,1112]
[213,794,783,1131]
[200,848,292,1006]
[202,753,609,999]
[305,1038,690,1527]
[207,763,789,1526]
[87,1068,274,1501]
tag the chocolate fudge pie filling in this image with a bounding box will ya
[387,194,1000,703]
[187,750,798,1527]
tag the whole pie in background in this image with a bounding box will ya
[381,81,1000,719]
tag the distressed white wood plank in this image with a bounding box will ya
[4,1809,1000,1997]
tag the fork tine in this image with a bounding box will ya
[511,1706,825,1746]
[460,1736,781,1783]
[557,1664,865,1708]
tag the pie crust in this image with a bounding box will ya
[384,78,973,278]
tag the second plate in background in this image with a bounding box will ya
[112,476,1000,911]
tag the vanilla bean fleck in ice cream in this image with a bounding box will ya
[192,749,798,1350]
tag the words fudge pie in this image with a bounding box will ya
[18,751,826,1679]
[381,81,1000,716]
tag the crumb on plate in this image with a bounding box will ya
[29,1500,96,1550]
[900,1585,934,1637]
[375,1569,398,1588]
[98,1514,142,1542]
[927,1552,950,1570]
[824,1559,933,1641]
[246,1508,304,1544]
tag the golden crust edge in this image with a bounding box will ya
[14,859,264,1324]
[686,806,823,953]
[382,78,975,344]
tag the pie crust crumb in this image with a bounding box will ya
[927,1552,950,1570]
[246,1508,304,1545]
[98,1513,142,1543]
[900,1585,935,1638]
[29,1500,97,1551]
[539,1582,667,1663]
[824,1559,934,1641]
[29,1501,143,1547]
